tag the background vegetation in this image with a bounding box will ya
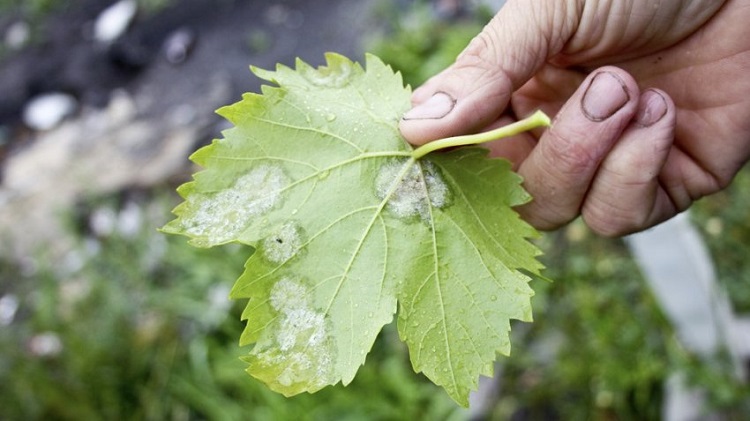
[0,1,748,419]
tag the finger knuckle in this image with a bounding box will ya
[543,128,599,176]
[582,200,646,238]
[457,24,501,69]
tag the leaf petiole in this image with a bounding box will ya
[410,110,551,159]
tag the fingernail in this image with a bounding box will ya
[581,72,630,121]
[636,89,668,127]
[402,92,456,120]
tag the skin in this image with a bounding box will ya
[399,0,750,236]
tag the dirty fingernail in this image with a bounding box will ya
[636,89,668,127]
[402,92,456,120]
[581,72,630,121]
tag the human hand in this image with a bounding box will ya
[399,0,750,236]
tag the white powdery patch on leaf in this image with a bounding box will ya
[251,277,334,390]
[262,222,303,265]
[301,60,353,88]
[269,277,308,311]
[375,159,450,222]
[181,165,288,246]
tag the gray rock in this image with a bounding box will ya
[22,93,79,131]
[4,20,30,50]
[93,0,138,43]
[163,27,196,64]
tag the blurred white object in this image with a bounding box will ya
[0,294,19,326]
[164,28,196,64]
[93,0,137,43]
[662,373,722,421]
[28,332,63,357]
[626,212,746,364]
[90,206,117,237]
[22,92,78,131]
[4,20,30,50]
[117,200,142,238]
[626,212,748,420]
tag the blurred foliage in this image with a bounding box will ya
[136,0,174,14]
[0,0,61,17]
[509,227,674,420]
[692,165,750,313]
[498,223,750,419]
[1,1,748,419]
[367,0,492,87]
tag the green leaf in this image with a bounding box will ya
[162,53,544,406]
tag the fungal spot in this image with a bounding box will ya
[262,222,303,265]
[302,60,353,88]
[250,277,334,391]
[269,277,307,311]
[181,165,288,246]
[375,159,451,222]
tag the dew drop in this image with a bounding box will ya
[317,170,330,180]
[490,295,498,302]
[367,312,374,318]
[325,113,336,122]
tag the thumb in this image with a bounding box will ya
[400,0,578,144]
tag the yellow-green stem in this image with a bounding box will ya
[411,110,551,159]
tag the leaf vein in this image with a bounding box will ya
[251,115,364,153]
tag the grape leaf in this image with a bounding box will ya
[161,53,544,406]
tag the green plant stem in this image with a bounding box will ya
[411,110,551,159]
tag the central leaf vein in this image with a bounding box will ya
[322,158,417,314]
[419,160,459,396]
